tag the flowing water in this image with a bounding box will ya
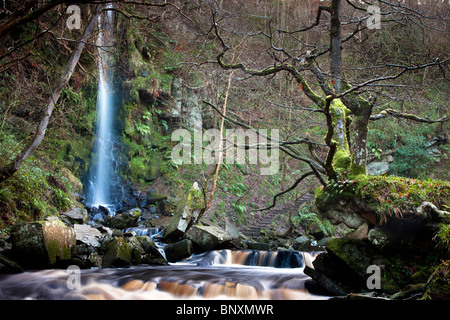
[85,3,125,212]
[0,250,328,300]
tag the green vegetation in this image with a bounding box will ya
[357,175,449,226]
[292,205,335,237]
[0,134,78,233]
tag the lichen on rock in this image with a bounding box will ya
[11,219,76,267]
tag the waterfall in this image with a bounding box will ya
[86,4,124,213]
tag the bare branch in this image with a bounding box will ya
[253,171,315,211]
[370,109,448,123]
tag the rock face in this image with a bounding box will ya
[11,219,76,267]
[185,225,232,251]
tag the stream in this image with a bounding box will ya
[0,249,328,300]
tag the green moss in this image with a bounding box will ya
[357,175,450,221]
[333,148,351,172]
[349,159,366,180]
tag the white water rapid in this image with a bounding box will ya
[0,250,329,300]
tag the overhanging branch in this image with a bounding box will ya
[370,109,448,123]
[253,171,315,211]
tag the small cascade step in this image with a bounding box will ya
[241,193,315,238]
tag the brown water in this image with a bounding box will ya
[0,250,329,300]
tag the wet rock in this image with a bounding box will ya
[74,224,103,248]
[99,205,110,215]
[125,235,146,264]
[61,207,88,224]
[346,223,369,240]
[164,239,193,262]
[105,208,142,230]
[304,265,347,296]
[11,219,76,267]
[102,238,132,267]
[136,235,157,253]
[292,237,324,251]
[0,254,23,274]
[92,212,105,224]
[246,242,271,251]
[185,225,232,251]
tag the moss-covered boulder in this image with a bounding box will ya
[309,237,445,296]
[105,208,142,230]
[11,218,76,267]
[165,182,204,240]
[325,238,383,280]
[102,238,132,267]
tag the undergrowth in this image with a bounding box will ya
[358,175,450,221]
[0,134,77,234]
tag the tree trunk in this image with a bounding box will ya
[341,91,373,168]
[0,6,101,184]
[330,0,342,93]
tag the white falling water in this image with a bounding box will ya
[86,4,123,211]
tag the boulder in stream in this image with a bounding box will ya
[10,218,76,267]
[185,225,232,251]
[74,224,103,248]
[102,238,132,267]
[104,208,142,229]
[164,239,193,262]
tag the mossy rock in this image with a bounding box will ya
[11,219,76,267]
[105,208,142,230]
[422,260,450,300]
[326,238,383,280]
[323,238,424,294]
[165,182,205,240]
[164,239,193,262]
[102,238,133,267]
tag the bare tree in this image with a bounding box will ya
[198,0,448,205]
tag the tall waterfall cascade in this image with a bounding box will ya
[85,4,124,212]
